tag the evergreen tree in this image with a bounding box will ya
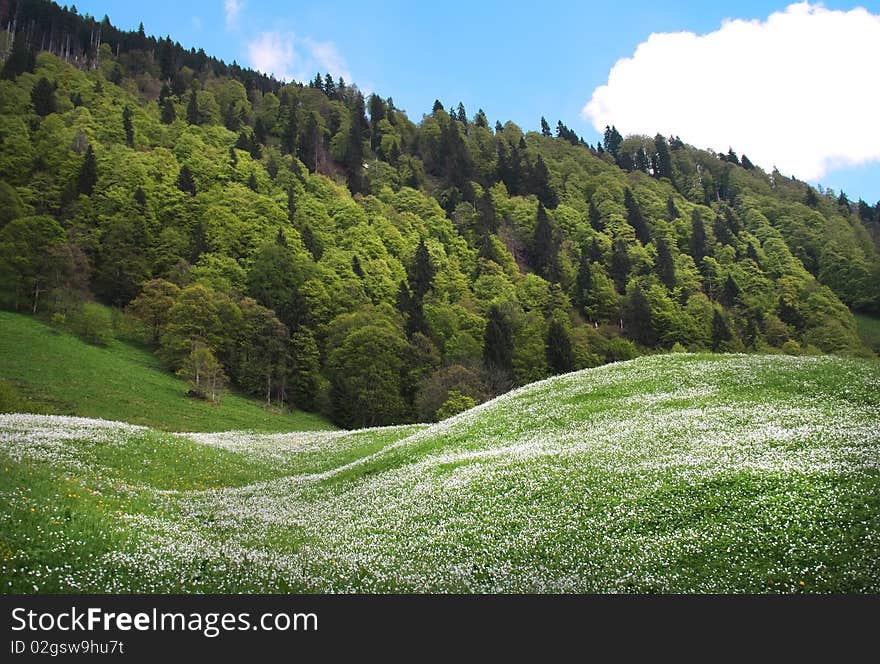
[352,255,364,277]
[711,309,732,351]
[740,154,755,170]
[532,204,559,281]
[546,319,574,375]
[483,305,513,378]
[575,246,592,310]
[653,134,672,180]
[433,99,444,113]
[474,109,489,128]
[665,195,679,220]
[588,199,603,231]
[160,97,176,124]
[122,105,134,147]
[690,210,710,265]
[176,165,196,195]
[804,187,819,208]
[31,77,56,116]
[611,239,630,294]
[721,274,741,307]
[186,90,200,125]
[624,188,650,244]
[713,214,734,246]
[540,117,552,137]
[77,145,98,196]
[625,284,655,346]
[409,238,435,300]
[247,172,258,192]
[603,125,623,158]
[530,154,558,208]
[655,236,676,289]
[0,34,36,80]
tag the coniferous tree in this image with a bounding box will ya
[176,165,196,195]
[624,188,650,244]
[611,239,630,294]
[247,172,258,192]
[433,99,444,113]
[740,154,755,170]
[122,105,134,146]
[186,90,200,125]
[546,319,574,375]
[533,203,559,281]
[161,97,176,124]
[531,154,558,208]
[722,274,741,307]
[77,145,97,196]
[409,238,435,300]
[603,125,623,158]
[711,309,733,351]
[31,77,56,116]
[655,236,676,289]
[653,134,673,180]
[474,109,489,128]
[540,117,552,137]
[588,199,603,231]
[352,255,364,278]
[690,210,709,265]
[625,284,655,346]
[483,305,513,379]
[575,246,592,310]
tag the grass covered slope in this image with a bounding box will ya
[0,311,332,432]
[1,353,879,593]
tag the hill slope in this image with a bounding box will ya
[0,311,332,432]
[2,353,878,593]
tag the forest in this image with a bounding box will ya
[1,0,879,428]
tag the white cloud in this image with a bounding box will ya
[247,32,296,80]
[303,38,353,85]
[224,0,243,28]
[582,2,880,181]
[246,31,353,85]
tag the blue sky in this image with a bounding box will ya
[70,0,880,204]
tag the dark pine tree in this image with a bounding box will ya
[624,188,650,244]
[31,77,56,117]
[352,255,364,278]
[740,154,755,170]
[248,172,259,192]
[721,274,741,307]
[432,99,444,113]
[711,309,733,351]
[530,154,558,208]
[625,284,655,346]
[611,239,631,294]
[690,210,710,265]
[665,195,679,220]
[713,214,734,246]
[588,199,604,231]
[655,236,676,289]
[575,246,592,311]
[804,187,820,208]
[546,320,574,375]
[176,165,196,196]
[186,90,200,125]
[540,117,552,137]
[533,204,559,282]
[134,187,147,213]
[603,125,623,159]
[409,238,435,300]
[483,305,513,378]
[122,105,134,147]
[77,145,97,196]
[161,97,176,124]
[653,134,673,181]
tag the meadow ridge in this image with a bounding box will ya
[1,353,879,593]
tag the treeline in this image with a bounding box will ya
[1,0,878,428]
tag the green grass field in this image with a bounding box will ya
[2,352,878,593]
[855,313,880,355]
[0,311,331,433]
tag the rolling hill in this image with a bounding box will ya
[0,311,332,432]
[2,352,878,593]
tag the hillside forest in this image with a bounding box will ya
[1,0,879,427]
